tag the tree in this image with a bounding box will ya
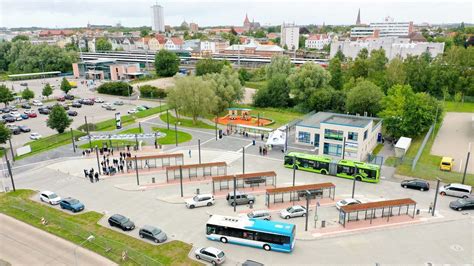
[97,82,132,96]
[167,76,217,124]
[139,85,166,99]
[204,66,243,113]
[140,29,150,37]
[266,55,292,80]
[60,77,72,94]
[42,83,53,99]
[46,105,72,134]
[298,35,307,49]
[238,68,252,84]
[95,37,112,51]
[308,87,346,112]
[195,58,230,76]
[367,49,388,87]
[346,80,384,116]
[21,87,35,101]
[348,48,369,79]
[385,58,406,91]
[0,41,11,71]
[403,55,431,93]
[0,123,11,145]
[328,57,344,90]
[154,50,179,77]
[254,73,290,108]
[379,85,441,138]
[11,35,29,42]
[288,62,331,111]
[334,50,346,62]
[0,84,14,106]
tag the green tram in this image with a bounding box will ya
[284,152,380,183]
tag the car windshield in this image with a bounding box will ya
[286,207,294,212]
[458,199,468,204]
[247,213,254,218]
[151,228,162,235]
[49,193,58,198]
[69,199,79,205]
[192,196,199,201]
[217,252,225,258]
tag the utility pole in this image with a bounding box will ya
[342,137,346,160]
[134,155,140,186]
[198,139,201,164]
[84,116,92,149]
[179,165,184,197]
[139,122,142,133]
[175,123,178,146]
[135,134,139,150]
[462,142,471,184]
[242,146,245,174]
[215,116,218,141]
[233,175,237,212]
[6,159,15,192]
[70,128,76,153]
[305,191,310,231]
[95,146,101,175]
[8,138,14,162]
[292,156,296,187]
[351,177,357,199]
[432,178,441,216]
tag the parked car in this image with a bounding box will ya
[38,108,50,114]
[71,102,82,108]
[127,109,137,114]
[185,194,215,209]
[10,112,22,120]
[9,126,21,135]
[439,183,472,198]
[55,103,69,110]
[194,247,225,265]
[101,103,111,108]
[105,105,116,111]
[242,260,264,266]
[280,205,307,219]
[245,210,271,220]
[113,100,124,105]
[10,106,17,111]
[336,198,362,210]
[40,191,61,205]
[28,112,37,118]
[20,82,28,86]
[449,198,474,211]
[4,116,15,123]
[57,96,65,102]
[440,156,454,171]
[45,105,53,110]
[67,110,78,116]
[139,225,167,243]
[401,179,430,191]
[32,100,43,106]
[82,99,94,105]
[1,107,11,113]
[226,192,255,206]
[21,103,31,109]
[30,132,42,140]
[136,106,146,111]
[108,214,135,231]
[94,97,104,103]
[59,197,85,213]
[19,125,31,132]
[64,94,75,100]
[20,114,29,120]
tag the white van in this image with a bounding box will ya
[439,183,472,198]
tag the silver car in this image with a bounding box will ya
[139,225,167,243]
[226,192,255,206]
[195,247,225,265]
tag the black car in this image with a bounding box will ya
[139,225,167,243]
[401,179,430,191]
[2,114,11,119]
[64,94,75,100]
[1,107,11,113]
[71,102,82,108]
[19,125,31,132]
[449,198,474,211]
[21,103,31,109]
[108,214,135,231]
[38,108,51,115]
[67,110,78,116]
[4,116,15,123]
[82,99,94,105]
[9,126,20,135]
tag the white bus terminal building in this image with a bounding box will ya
[295,112,382,162]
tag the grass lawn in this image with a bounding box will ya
[152,127,192,145]
[15,130,86,160]
[444,101,474,113]
[94,115,135,132]
[234,105,304,129]
[395,120,474,186]
[129,74,164,84]
[244,80,267,90]
[372,144,384,155]
[120,127,143,134]
[0,190,200,266]
[159,113,215,130]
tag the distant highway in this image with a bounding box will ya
[80,51,329,68]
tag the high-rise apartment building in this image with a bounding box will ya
[350,16,413,38]
[151,4,165,32]
[280,22,299,50]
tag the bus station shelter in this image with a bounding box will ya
[339,198,417,227]
[165,162,227,182]
[125,153,183,172]
[211,171,277,193]
[226,124,274,138]
[265,183,336,208]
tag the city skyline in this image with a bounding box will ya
[0,0,472,29]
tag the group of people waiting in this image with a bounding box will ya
[83,168,99,183]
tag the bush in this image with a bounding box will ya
[139,85,167,99]
[97,82,133,96]
[77,123,97,132]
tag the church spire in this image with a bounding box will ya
[356,8,361,25]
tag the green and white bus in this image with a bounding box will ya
[284,152,380,183]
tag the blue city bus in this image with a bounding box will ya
[206,215,295,253]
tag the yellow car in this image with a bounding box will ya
[440,157,454,171]
[67,80,78,88]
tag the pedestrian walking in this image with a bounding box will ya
[82,151,85,157]
[83,169,88,178]
[189,150,192,158]
[89,173,94,183]
[259,146,262,155]
[94,172,99,182]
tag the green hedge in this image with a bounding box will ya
[97,82,133,96]
[139,85,167,99]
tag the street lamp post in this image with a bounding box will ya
[175,123,178,147]
[8,138,14,162]
[70,128,76,153]
[198,139,201,164]
[74,235,95,266]
[432,178,441,216]
[84,116,92,150]
[462,142,471,184]
[351,177,357,199]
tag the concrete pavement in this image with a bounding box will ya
[0,213,116,266]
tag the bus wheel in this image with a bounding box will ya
[220,237,228,243]
[356,177,362,181]
[321,170,327,175]
[263,244,271,251]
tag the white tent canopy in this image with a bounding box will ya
[266,126,287,147]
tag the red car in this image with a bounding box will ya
[28,112,37,118]
[57,96,65,101]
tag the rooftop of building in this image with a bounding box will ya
[297,112,380,129]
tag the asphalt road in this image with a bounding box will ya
[0,213,116,266]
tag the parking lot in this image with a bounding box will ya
[1,77,160,149]
[10,143,473,265]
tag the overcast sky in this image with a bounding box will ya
[0,0,472,28]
